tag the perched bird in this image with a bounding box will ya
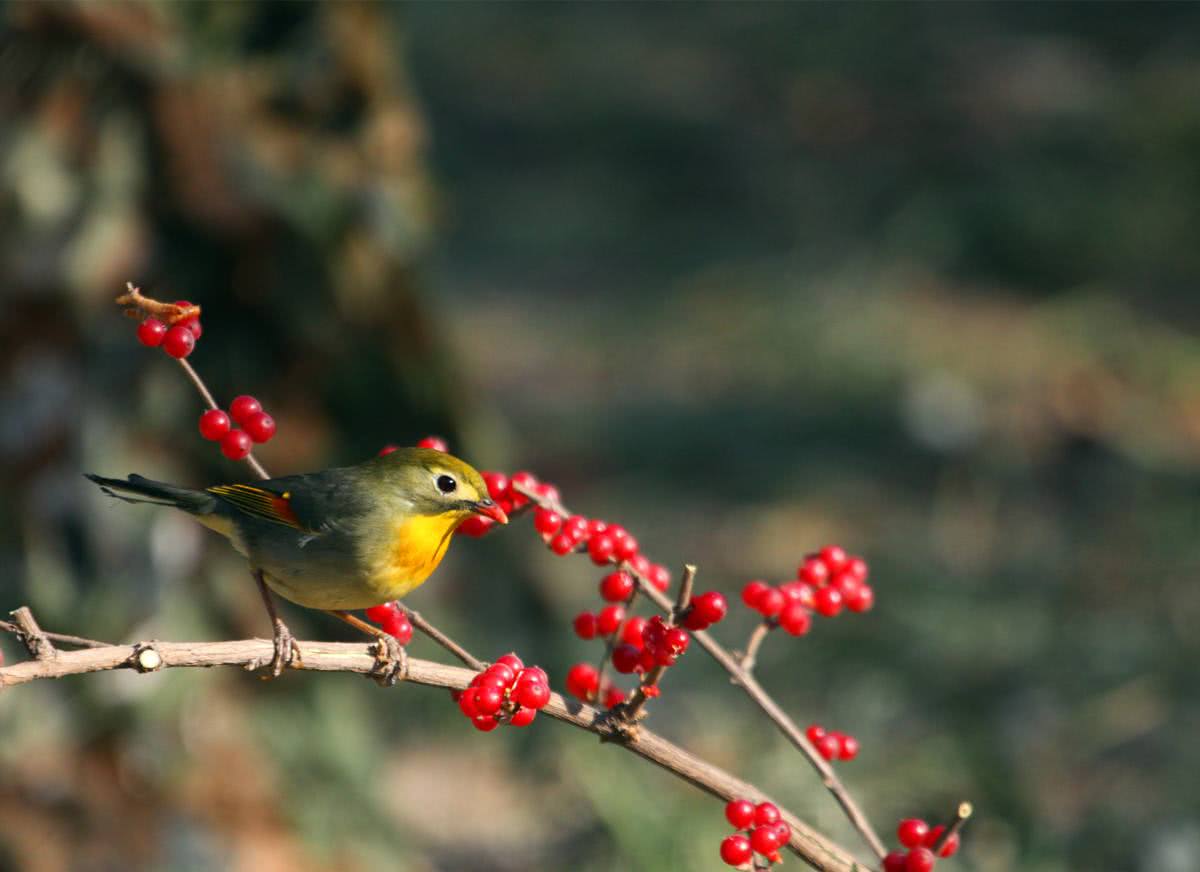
[86,447,508,678]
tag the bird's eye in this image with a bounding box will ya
[436,474,457,494]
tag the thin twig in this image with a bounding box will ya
[0,619,108,650]
[396,605,483,671]
[739,621,772,673]
[933,801,973,854]
[0,616,872,872]
[514,483,890,861]
[673,563,696,618]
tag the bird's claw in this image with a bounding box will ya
[370,634,407,687]
[266,620,302,678]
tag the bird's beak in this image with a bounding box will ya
[473,498,509,525]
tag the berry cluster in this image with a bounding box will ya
[740,545,874,637]
[805,723,859,762]
[453,653,552,731]
[364,601,414,645]
[198,395,277,460]
[719,799,792,867]
[882,819,961,872]
[136,300,203,359]
[378,435,448,457]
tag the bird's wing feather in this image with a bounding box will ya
[207,469,367,532]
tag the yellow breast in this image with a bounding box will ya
[368,511,462,600]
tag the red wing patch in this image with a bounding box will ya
[208,484,304,529]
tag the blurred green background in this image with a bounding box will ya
[3,2,1199,870]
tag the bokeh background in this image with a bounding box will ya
[3,2,1199,870]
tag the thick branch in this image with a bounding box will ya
[0,628,870,872]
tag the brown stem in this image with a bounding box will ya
[395,604,484,671]
[0,620,108,650]
[10,608,56,660]
[118,282,200,325]
[515,483,889,861]
[673,563,696,618]
[0,616,872,872]
[934,801,973,853]
[739,621,772,673]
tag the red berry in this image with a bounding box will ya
[458,516,494,537]
[495,652,524,671]
[534,481,560,502]
[549,533,575,554]
[573,611,598,640]
[585,518,607,536]
[750,825,782,855]
[648,563,671,591]
[905,847,936,872]
[755,587,786,618]
[198,409,231,441]
[588,534,616,565]
[471,713,499,732]
[508,471,537,507]
[838,733,860,761]
[898,819,930,849]
[778,601,812,636]
[481,471,509,500]
[843,556,868,582]
[719,834,753,867]
[741,580,770,609]
[381,612,412,644]
[844,583,875,613]
[220,429,252,460]
[162,325,195,358]
[798,556,829,586]
[229,395,261,425]
[137,318,167,347]
[724,798,756,830]
[603,686,626,708]
[773,821,792,844]
[818,544,848,574]
[620,615,647,648]
[924,825,960,858]
[664,626,689,655]
[692,591,728,626]
[508,706,537,727]
[806,723,826,744]
[378,444,399,456]
[883,852,908,872]
[815,733,841,760]
[484,662,516,687]
[365,602,399,624]
[814,586,844,617]
[564,514,589,537]
[565,662,600,700]
[597,604,625,636]
[416,435,448,452]
[753,802,781,827]
[514,680,550,710]
[458,688,480,718]
[612,644,642,674]
[243,411,276,444]
[473,686,504,716]
[534,507,562,535]
[780,580,817,607]
[600,571,634,602]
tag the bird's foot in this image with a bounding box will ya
[266,619,303,678]
[370,634,408,687]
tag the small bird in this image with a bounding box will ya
[86,447,508,678]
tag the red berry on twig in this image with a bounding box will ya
[573,611,598,640]
[600,571,634,602]
[534,507,562,535]
[720,834,753,867]
[897,819,930,849]
[778,601,812,636]
[416,435,448,452]
[565,662,600,700]
[905,847,936,872]
[724,798,756,830]
[220,429,252,460]
[198,409,231,441]
[883,852,908,872]
[229,395,261,425]
[753,802,781,826]
[742,580,770,609]
[243,411,276,444]
[597,604,625,636]
[137,318,167,347]
[162,325,195,358]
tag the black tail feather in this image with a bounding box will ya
[84,474,214,513]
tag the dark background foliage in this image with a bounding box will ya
[2,3,1198,871]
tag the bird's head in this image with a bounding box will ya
[371,447,508,526]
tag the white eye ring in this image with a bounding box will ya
[435,474,457,495]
